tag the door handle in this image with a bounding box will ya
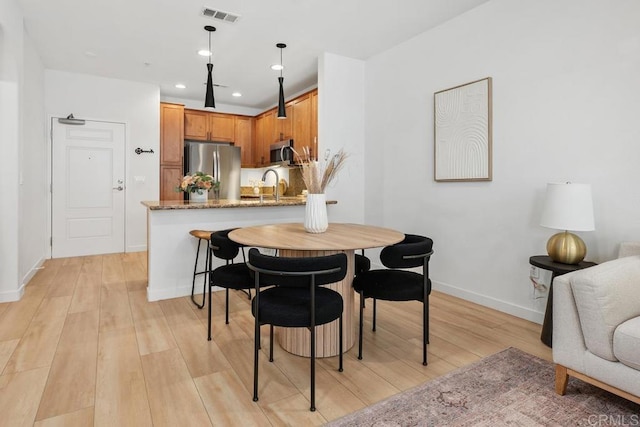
[113,186,124,191]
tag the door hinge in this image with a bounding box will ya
[50,237,52,246]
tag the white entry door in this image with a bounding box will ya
[52,119,126,257]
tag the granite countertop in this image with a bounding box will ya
[141,197,337,211]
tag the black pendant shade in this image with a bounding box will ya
[277,76,286,118]
[205,63,215,108]
[276,43,287,119]
[204,26,216,108]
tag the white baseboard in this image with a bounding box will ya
[0,256,46,302]
[22,256,46,288]
[127,244,147,253]
[368,259,545,324]
[432,279,544,325]
[0,284,25,303]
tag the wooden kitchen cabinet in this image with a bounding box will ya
[183,110,208,140]
[274,103,293,142]
[160,102,184,200]
[176,89,317,167]
[160,103,184,165]
[292,93,311,158]
[210,113,235,141]
[184,109,235,141]
[254,110,275,166]
[234,116,254,167]
[160,165,183,201]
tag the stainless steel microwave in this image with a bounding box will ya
[270,139,294,166]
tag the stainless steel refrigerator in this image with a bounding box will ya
[184,141,241,201]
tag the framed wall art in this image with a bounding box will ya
[434,77,492,182]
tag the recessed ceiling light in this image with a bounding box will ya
[198,49,211,57]
[271,64,284,71]
[175,84,186,89]
[232,92,242,97]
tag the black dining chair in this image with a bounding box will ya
[247,248,348,412]
[354,251,371,277]
[207,229,255,341]
[353,234,434,365]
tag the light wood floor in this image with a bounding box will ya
[0,252,551,426]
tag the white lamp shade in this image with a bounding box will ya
[540,183,595,231]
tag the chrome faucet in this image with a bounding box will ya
[261,168,280,202]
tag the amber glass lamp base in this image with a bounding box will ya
[546,231,586,265]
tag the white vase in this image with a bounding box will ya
[304,193,328,233]
[190,190,208,203]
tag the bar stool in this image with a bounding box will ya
[189,229,215,309]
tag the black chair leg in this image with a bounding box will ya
[253,320,260,402]
[225,289,230,324]
[358,291,364,360]
[372,298,377,332]
[423,296,429,366]
[207,280,212,341]
[310,324,316,412]
[339,315,343,372]
[269,325,274,362]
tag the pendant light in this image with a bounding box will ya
[276,43,287,119]
[204,26,216,108]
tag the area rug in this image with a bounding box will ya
[327,348,640,426]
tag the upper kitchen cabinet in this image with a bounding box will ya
[292,92,312,158]
[234,116,254,167]
[184,109,235,141]
[274,103,293,142]
[254,110,275,167]
[210,113,235,141]
[183,110,208,140]
[160,102,184,200]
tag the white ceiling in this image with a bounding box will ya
[18,0,490,109]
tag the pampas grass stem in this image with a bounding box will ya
[293,148,347,194]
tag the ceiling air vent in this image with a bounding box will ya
[202,8,241,23]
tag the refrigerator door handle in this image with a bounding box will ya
[212,148,219,183]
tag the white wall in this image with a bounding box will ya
[318,53,366,224]
[19,30,47,289]
[45,70,161,252]
[0,0,48,301]
[0,1,22,301]
[363,0,640,322]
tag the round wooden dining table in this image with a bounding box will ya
[229,222,404,358]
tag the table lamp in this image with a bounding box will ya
[539,182,594,264]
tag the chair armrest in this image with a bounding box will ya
[553,272,588,372]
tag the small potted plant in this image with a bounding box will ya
[177,171,218,202]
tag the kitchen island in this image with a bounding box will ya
[141,197,336,301]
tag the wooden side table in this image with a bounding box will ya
[529,255,597,347]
